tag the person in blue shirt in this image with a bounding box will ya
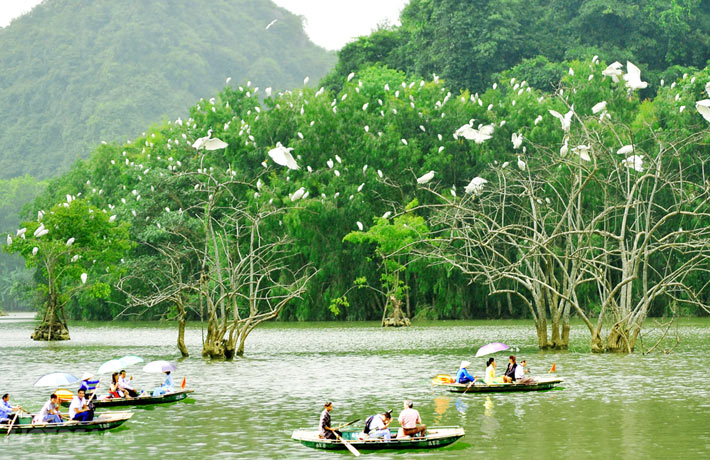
[456,361,476,384]
[79,373,100,395]
[152,371,174,397]
[0,393,23,424]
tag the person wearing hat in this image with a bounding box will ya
[78,373,99,395]
[366,410,393,440]
[398,400,426,438]
[318,401,342,440]
[455,361,476,384]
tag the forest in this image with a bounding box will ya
[3,1,710,352]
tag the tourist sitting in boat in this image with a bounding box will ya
[456,361,476,384]
[68,388,94,422]
[79,373,99,395]
[37,393,62,424]
[484,357,506,384]
[365,410,393,440]
[319,401,342,440]
[503,355,518,383]
[0,393,22,424]
[109,372,126,398]
[118,370,139,397]
[398,400,426,438]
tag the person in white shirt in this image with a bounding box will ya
[118,370,139,397]
[38,394,62,424]
[367,410,393,440]
[515,360,527,380]
[68,389,93,422]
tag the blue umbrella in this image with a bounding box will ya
[34,373,79,387]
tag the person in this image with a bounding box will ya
[366,410,393,440]
[503,355,518,383]
[68,388,94,422]
[319,401,342,440]
[0,393,22,424]
[118,370,139,397]
[78,373,99,395]
[456,360,476,384]
[38,394,62,424]
[109,372,125,398]
[398,400,426,438]
[515,360,527,380]
[484,357,497,384]
[153,371,174,397]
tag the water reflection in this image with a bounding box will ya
[433,396,450,423]
[481,396,500,437]
[455,398,468,416]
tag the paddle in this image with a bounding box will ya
[5,406,25,436]
[334,418,360,430]
[334,431,360,457]
[463,380,476,394]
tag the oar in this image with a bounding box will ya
[463,378,478,394]
[5,407,24,436]
[334,418,360,430]
[334,431,360,457]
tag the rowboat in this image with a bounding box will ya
[432,376,563,393]
[292,426,465,451]
[59,389,194,408]
[5,411,133,434]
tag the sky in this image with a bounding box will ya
[0,0,409,50]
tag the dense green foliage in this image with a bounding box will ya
[324,0,710,94]
[0,0,334,180]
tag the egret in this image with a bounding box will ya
[257,178,263,191]
[334,170,340,177]
[602,61,623,82]
[71,255,79,262]
[454,123,495,144]
[377,170,383,178]
[402,138,408,145]
[502,161,509,169]
[623,62,648,90]
[109,215,117,223]
[357,183,365,192]
[6,235,11,246]
[617,145,634,155]
[534,115,543,125]
[622,155,644,172]
[32,247,38,256]
[382,211,392,219]
[226,76,231,84]
[335,155,342,164]
[356,221,364,231]
[560,139,569,157]
[573,145,592,162]
[16,228,26,237]
[592,101,607,114]
[327,159,334,169]
[512,133,523,150]
[347,72,355,82]
[417,171,435,184]
[265,87,272,97]
[291,187,306,202]
[265,19,277,30]
[549,108,574,132]
[362,164,368,174]
[193,132,229,151]
[304,76,309,85]
[696,99,710,123]
[268,142,300,170]
[81,273,88,284]
[465,177,488,194]
[517,156,526,171]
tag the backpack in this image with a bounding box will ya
[363,415,375,434]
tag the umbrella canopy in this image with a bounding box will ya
[118,355,144,367]
[34,372,79,387]
[143,360,177,373]
[97,359,124,375]
[474,342,510,358]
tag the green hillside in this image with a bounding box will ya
[0,0,335,179]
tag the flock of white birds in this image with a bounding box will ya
[9,56,710,287]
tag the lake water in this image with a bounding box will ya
[1,313,709,459]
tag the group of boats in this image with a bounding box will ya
[291,371,564,454]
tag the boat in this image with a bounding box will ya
[432,376,563,393]
[5,411,133,434]
[292,426,465,451]
[59,389,194,408]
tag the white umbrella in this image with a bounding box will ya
[118,355,144,367]
[97,359,124,374]
[142,360,177,373]
[34,373,79,387]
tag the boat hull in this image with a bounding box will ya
[433,377,563,393]
[60,389,194,408]
[292,427,464,451]
[6,411,133,434]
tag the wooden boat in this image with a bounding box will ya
[292,426,465,451]
[5,411,133,434]
[60,389,194,408]
[432,376,563,393]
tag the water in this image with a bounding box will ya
[1,313,709,459]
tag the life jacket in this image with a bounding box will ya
[363,415,375,434]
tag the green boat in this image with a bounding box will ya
[60,389,194,408]
[5,411,133,434]
[292,426,465,451]
[432,377,563,393]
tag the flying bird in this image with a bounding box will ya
[549,108,574,132]
[268,142,300,170]
[602,61,623,82]
[623,62,648,90]
[192,131,229,150]
[455,123,495,144]
[696,99,710,123]
[265,19,278,30]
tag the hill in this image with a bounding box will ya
[0,0,335,179]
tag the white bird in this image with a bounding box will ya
[592,101,607,114]
[304,76,310,85]
[549,108,574,132]
[401,138,408,145]
[265,87,272,97]
[265,19,277,30]
[454,123,495,144]
[193,132,229,150]
[573,145,592,162]
[464,177,488,194]
[382,211,392,219]
[517,156,526,171]
[226,76,231,84]
[512,133,523,149]
[377,169,383,178]
[80,273,88,284]
[327,159,334,169]
[560,139,569,157]
[622,155,644,172]
[335,155,342,164]
[257,178,263,191]
[66,237,75,246]
[356,221,364,231]
[32,247,39,256]
[417,171,435,184]
[602,61,624,82]
[71,254,80,263]
[623,62,648,90]
[347,72,355,82]
[334,170,340,177]
[696,99,710,123]
[109,215,117,223]
[6,235,11,246]
[534,115,543,125]
[362,164,368,174]
[268,142,300,170]
[291,187,306,201]
[357,183,365,192]
[617,145,634,155]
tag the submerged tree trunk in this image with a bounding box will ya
[176,300,188,357]
[31,291,70,341]
[382,295,411,327]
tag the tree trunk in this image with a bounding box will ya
[382,295,411,327]
[177,302,188,357]
[31,293,69,341]
[605,324,635,353]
